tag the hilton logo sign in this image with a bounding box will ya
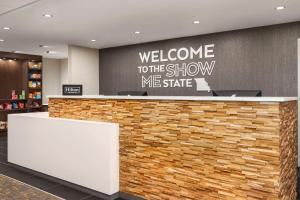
[62,85,83,96]
[137,44,215,92]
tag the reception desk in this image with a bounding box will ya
[48,95,297,200]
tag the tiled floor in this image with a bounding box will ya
[0,136,122,200]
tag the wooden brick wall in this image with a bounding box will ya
[49,99,297,200]
[278,102,297,200]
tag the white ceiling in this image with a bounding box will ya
[0,0,300,59]
[0,0,39,15]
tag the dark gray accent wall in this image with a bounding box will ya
[99,22,300,96]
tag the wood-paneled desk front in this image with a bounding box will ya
[48,95,297,200]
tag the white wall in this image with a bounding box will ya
[68,45,99,95]
[60,59,69,92]
[43,45,99,103]
[43,58,61,104]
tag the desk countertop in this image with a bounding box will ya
[47,95,298,102]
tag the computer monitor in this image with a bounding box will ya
[212,90,262,97]
[118,91,148,96]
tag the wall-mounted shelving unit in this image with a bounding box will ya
[0,51,43,136]
[27,61,43,108]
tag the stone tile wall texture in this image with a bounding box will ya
[49,99,297,200]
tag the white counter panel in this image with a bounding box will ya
[8,112,119,195]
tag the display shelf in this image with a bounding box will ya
[28,60,42,104]
[0,108,27,112]
[28,78,42,81]
[27,106,43,109]
[28,68,42,71]
[0,51,43,134]
[0,99,27,101]
[0,129,7,133]
[27,61,42,106]
[0,107,42,117]
[27,98,42,100]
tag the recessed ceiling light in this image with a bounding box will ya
[3,27,10,30]
[43,13,53,18]
[135,31,141,34]
[46,50,55,54]
[276,6,286,10]
[0,39,4,42]
[193,20,200,24]
[91,39,96,42]
[39,44,50,48]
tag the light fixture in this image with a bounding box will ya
[193,20,200,24]
[91,39,96,42]
[134,31,141,34]
[39,44,50,48]
[0,39,4,42]
[46,50,55,54]
[43,13,53,18]
[276,6,286,10]
[3,27,10,30]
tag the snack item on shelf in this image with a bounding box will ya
[28,63,42,70]
[10,90,26,100]
[28,81,33,88]
[18,102,25,109]
[29,73,42,79]
[28,92,33,99]
[11,90,18,100]
[32,102,40,107]
[28,92,41,99]
[35,92,42,99]
[28,81,41,88]
[11,90,15,98]
[27,101,40,108]
[4,103,12,110]
[12,103,18,109]
[19,90,26,100]
[0,104,3,110]
[0,121,7,130]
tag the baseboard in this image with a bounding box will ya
[119,192,145,200]
[8,162,119,200]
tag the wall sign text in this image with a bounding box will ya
[137,44,215,92]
